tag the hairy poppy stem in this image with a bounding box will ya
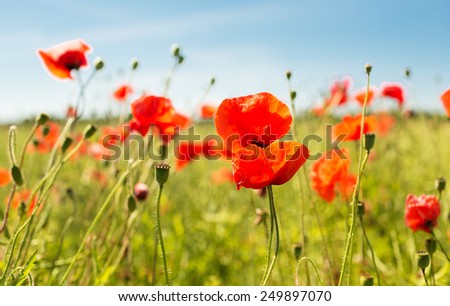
[421,268,430,286]
[295,257,324,286]
[155,185,171,285]
[359,215,381,285]
[261,185,279,286]
[338,64,372,286]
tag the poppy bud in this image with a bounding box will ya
[127,195,137,212]
[19,201,26,218]
[361,276,374,286]
[155,163,170,187]
[210,77,216,86]
[286,70,292,80]
[11,165,23,186]
[293,243,302,261]
[131,58,139,70]
[364,133,376,152]
[134,183,149,202]
[417,250,430,269]
[290,90,297,101]
[435,177,446,193]
[365,63,372,74]
[42,126,50,137]
[94,57,104,71]
[171,44,181,57]
[83,125,97,140]
[405,68,411,78]
[177,55,184,64]
[425,238,437,255]
[61,137,73,153]
[357,201,365,217]
[36,113,50,125]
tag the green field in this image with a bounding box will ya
[0,114,448,286]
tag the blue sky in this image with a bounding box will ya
[1,0,449,122]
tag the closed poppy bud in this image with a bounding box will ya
[365,63,372,74]
[83,125,97,140]
[155,163,170,187]
[286,70,292,80]
[435,177,446,193]
[362,276,374,286]
[210,77,216,86]
[357,201,365,217]
[290,90,297,101]
[42,126,50,137]
[171,44,181,57]
[405,68,411,78]
[61,137,73,153]
[293,243,302,261]
[177,55,184,64]
[364,133,376,152]
[131,58,139,70]
[128,195,137,212]
[425,238,437,255]
[11,166,23,186]
[417,250,430,269]
[133,183,149,202]
[36,113,50,125]
[94,57,104,71]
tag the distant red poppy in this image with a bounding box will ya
[440,88,450,117]
[131,95,175,126]
[328,76,353,106]
[66,106,78,118]
[333,114,377,142]
[37,39,91,80]
[30,122,61,153]
[0,168,11,187]
[376,112,396,136]
[157,112,190,144]
[310,148,354,202]
[174,141,204,170]
[211,167,234,184]
[353,86,376,106]
[114,84,133,102]
[380,83,406,106]
[405,194,440,233]
[215,92,309,189]
[200,105,217,119]
[8,190,39,216]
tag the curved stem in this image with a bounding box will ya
[431,231,450,263]
[421,268,429,286]
[359,215,381,285]
[295,257,324,286]
[155,185,171,285]
[261,185,279,286]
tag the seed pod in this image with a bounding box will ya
[11,165,23,186]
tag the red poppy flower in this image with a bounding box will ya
[405,194,440,233]
[114,84,133,102]
[0,168,11,187]
[174,141,204,170]
[157,112,190,144]
[37,39,91,80]
[376,112,396,136]
[380,83,406,106]
[200,105,217,119]
[353,86,376,106]
[131,95,175,126]
[440,88,450,117]
[30,122,60,153]
[328,76,353,106]
[310,148,354,202]
[8,190,39,216]
[215,92,292,151]
[211,167,234,184]
[215,92,309,189]
[66,106,78,118]
[128,118,151,137]
[333,114,377,142]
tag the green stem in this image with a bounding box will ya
[261,185,279,286]
[338,67,371,286]
[359,215,381,285]
[155,185,171,285]
[431,231,450,263]
[422,268,429,286]
[295,257,324,286]
[60,160,142,284]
